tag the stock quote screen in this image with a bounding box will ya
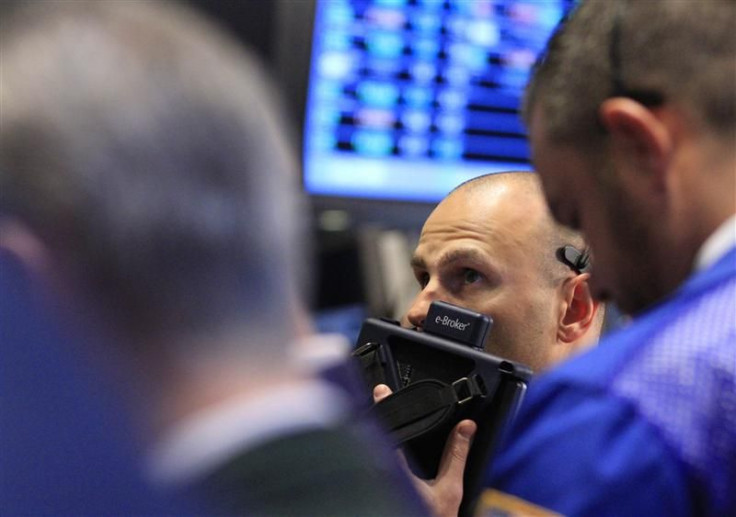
[303,0,574,202]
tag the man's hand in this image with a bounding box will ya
[373,384,476,517]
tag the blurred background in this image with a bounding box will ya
[184,0,574,341]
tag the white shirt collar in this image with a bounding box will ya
[290,332,351,372]
[694,214,736,272]
[146,378,350,487]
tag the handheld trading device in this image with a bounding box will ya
[353,301,532,517]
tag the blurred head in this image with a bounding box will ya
[405,172,602,372]
[0,0,307,364]
[524,0,736,315]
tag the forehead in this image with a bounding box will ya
[414,185,544,267]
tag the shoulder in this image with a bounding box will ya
[488,256,736,516]
[488,378,691,516]
[610,273,736,515]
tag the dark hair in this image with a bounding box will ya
[523,0,736,147]
[0,1,305,343]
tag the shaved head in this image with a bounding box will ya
[405,171,601,371]
[450,172,587,285]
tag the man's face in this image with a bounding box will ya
[529,108,660,315]
[405,183,562,371]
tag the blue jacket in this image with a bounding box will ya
[488,247,736,516]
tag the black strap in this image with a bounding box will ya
[372,377,484,443]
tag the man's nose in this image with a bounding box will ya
[405,290,436,329]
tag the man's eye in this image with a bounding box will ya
[463,269,481,284]
[416,272,430,288]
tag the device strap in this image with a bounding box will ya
[372,377,484,443]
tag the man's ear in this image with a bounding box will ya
[558,273,598,345]
[598,98,674,193]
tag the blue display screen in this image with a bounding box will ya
[303,0,573,202]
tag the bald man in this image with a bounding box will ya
[374,172,604,517]
[405,171,603,372]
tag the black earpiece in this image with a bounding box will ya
[556,245,591,274]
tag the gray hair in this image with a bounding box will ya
[0,1,306,345]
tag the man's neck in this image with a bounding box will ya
[668,126,735,280]
[163,365,303,433]
[137,333,303,444]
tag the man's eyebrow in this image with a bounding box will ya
[411,248,494,271]
[410,255,426,269]
[437,247,488,269]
